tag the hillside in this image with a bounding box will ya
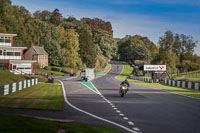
[0,70,25,85]
[172,70,200,82]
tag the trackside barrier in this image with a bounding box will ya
[164,79,200,90]
[129,75,153,83]
[0,78,38,96]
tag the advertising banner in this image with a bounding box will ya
[144,65,166,71]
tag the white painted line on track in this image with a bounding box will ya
[128,121,134,126]
[133,127,140,131]
[113,108,118,110]
[123,117,128,120]
[119,113,124,116]
[59,80,140,133]
[116,110,120,113]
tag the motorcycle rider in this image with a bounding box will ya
[120,79,130,93]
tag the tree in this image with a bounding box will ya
[81,18,113,35]
[50,8,62,25]
[0,18,6,32]
[33,10,52,22]
[118,36,151,62]
[78,28,97,68]
[157,30,198,73]
[61,29,83,69]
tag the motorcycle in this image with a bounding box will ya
[120,84,128,97]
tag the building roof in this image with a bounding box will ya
[0,59,37,63]
[0,33,17,37]
[33,46,48,55]
[0,46,27,50]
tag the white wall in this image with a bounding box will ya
[0,42,11,47]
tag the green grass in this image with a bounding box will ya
[0,84,64,110]
[30,75,60,84]
[171,70,200,82]
[116,61,133,81]
[0,113,122,133]
[106,63,111,72]
[34,68,64,76]
[0,70,26,85]
[116,61,200,99]
[95,64,111,78]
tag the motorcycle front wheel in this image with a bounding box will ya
[120,90,125,97]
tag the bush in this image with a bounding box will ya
[51,66,62,72]
[44,66,51,70]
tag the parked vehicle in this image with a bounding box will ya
[80,71,88,81]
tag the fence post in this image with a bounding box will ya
[12,83,16,93]
[177,81,180,87]
[182,81,186,88]
[19,81,22,90]
[169,80,171,86]
[188,82,192,89]
[172,80,175,86]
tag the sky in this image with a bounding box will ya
[12,0,200,55]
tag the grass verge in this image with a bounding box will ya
[116,61,200,99]
[0,83,64,110]
[0,70,25,85]
[0,113,123,133]
[34,68,64,76]
[116,61,133,81]
[95,64,111,78]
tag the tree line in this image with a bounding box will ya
[0,0,199,73]
[0,0,116,70]
[117,31,200,74]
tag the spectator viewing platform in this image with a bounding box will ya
[0,33,36,75]
[0,33,17,47]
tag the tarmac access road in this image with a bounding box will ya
[0,62,200,133]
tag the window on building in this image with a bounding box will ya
[3,50,7,56]
[15,52,21,56]
[0,39,4,43]
[0,50,2,55]
[7,52,14,56]
[5,39,11,43]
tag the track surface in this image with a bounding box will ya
[0,62,200,133]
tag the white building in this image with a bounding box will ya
[0,33,36,74]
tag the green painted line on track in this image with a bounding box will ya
[81,81,98,94]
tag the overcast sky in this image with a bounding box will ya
[12,0,200,55]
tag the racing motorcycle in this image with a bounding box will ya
[120,84,128,97]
